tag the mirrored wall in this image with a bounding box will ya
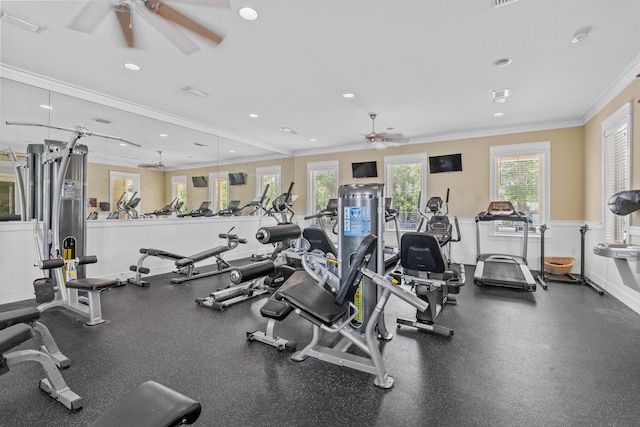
[0,77,293,217]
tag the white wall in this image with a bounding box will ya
[3,216,640,315]
[0,215,280,305]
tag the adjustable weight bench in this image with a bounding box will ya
[0,323,83,411]
[128,230,246,286]
[0,307,70,368]
[275,234,429,389]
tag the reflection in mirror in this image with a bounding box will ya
[1,77,293,218]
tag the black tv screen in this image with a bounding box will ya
[352,161,378,178]
[192,176,208,187]
[429,154,462,174]
[229,172,247,185]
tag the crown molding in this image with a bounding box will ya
[0,64,292,157]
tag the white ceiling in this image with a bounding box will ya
[1,0,640,169]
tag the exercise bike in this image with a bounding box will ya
[395,189,465,337]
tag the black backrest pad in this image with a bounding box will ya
[400,232,446,273]
[335,234,377,306]
[303,227,337,255]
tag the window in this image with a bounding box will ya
[209,171,229,212]
[384,154,426,230]
[307,160,338,217]
[490,142,550,234]
[109,171,140,214]
[171,175,187,210]
[256,165,281,210]
[602,102,632,242]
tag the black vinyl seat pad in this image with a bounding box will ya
[0,307,40,330]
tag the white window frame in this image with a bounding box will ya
[109,171,140,213]
[601,102,632,242]
[171,175,187,209]
[209,171,229,212]
[307,160,339,215]
[489,141,551,236]
[383,153,427,231]
[256,165,281,206]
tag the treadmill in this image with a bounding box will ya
[474,201,537,291]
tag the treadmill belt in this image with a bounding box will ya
[482,261,525,284]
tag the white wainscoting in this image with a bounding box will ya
[3,216,640,314]
[0,215,280,305]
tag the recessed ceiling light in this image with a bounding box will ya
[310,138,317,142]
[493,58,512,68]
[493,112,505,117]
[39,104,53,110]
[159,133,168,137]
[342,93,355,99]
[229,150,236,153]
[123,63,141,71]
[248,113,259,118]
[119,143,128,147]
[238,7,258,21]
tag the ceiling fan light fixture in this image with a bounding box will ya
[238,7,258,21]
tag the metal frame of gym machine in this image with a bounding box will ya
[7,121,139,324]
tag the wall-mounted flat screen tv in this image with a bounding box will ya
[352,161,378,178]
[192,176,208,187]
[429,153,462,174]
[229,172,247,185]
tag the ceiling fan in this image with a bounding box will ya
[138,150,165,169]
[364,113,409,149]
[68,0,229,55]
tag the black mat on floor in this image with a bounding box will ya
[1,265,640,426]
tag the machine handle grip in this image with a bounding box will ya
[78,255,98,265]
[41,259,64,270]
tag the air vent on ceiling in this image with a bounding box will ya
[93,118,111,124]
[194,142,208,147]
[492,0,518,8]
[491,88,511,103]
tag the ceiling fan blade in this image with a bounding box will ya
[140,9,200,54]
[153,2,223,44]
[165,0,230,7]
[68,0,112,33]
[114,5,135,48]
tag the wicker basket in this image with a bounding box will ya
[540,257,576,275]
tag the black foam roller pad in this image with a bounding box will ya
[255,224,301,244]
[230,261,275,284]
